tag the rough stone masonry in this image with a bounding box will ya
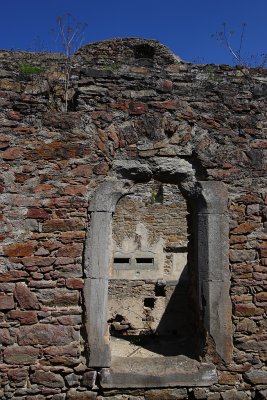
[0,38,266,399]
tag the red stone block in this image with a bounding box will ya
[14,282,40,310]
[66,278,84,289]
[108,126,120,148]
[37,288,79,306]
[13,126,36,134]
[0,134,11,147]
[7,367,27,382]
[3,242,36,257]
[110,100,129,112]
[29,280,57,288]
[91,110,112,121]
[238,193,261,204]
[93,161,109,175]
[5,110,23,121]
[72,164,92,178]
[152,99,178,110]
[7,310,38,324]
[231,222,260,235]
[0,294,14,310]
[27,208,50,219]
[0,270,29,283]
[218,371,241,385]
[63,185,87,196]
[56,244,83,258]
[260,248,267,258]
[21,257,56,267]
[44,344,80,357]
[31,370,64,388]
[2,147,24,160]
[253,272,267,281]
[42,218,84,233]
[18,324,78,346]
[4,345,39,364]
[33,183,54,193]
[158,80,173,93]
[256,292,267,302]
[234,303,264,316]
[0,328,15,345]
[129,101,148,115]
[252,139,267,149]
[98,128,108,143]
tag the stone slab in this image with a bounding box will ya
[100,356,217,388]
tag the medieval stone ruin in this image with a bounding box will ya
[0,38,266,399]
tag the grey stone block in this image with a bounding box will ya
[100,356,217,388]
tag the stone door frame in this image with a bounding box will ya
[83,179,233,368]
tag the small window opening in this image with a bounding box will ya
[144,298,155,309]
[114,258,130,264]
[155,282,166,297]
[133,44,155,60]
[136,257,154,264]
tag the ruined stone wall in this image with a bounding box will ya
[0,38,266,399]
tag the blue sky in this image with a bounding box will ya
[1,0,266,65]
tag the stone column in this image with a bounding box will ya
[84,181,130,367]
[197,181,233,363]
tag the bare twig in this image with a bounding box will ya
[53,13,88,111]
[212,23,267,68]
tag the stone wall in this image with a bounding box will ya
[0,38,266,399]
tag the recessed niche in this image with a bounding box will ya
[133,44,155,60]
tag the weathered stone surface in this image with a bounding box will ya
[36,288,79,306]
[44,344,80,357]
[244,369,267,384]
[100,356,217,388]
[229,249,256,262]
[18,324,78,345]
[113,160,152,181]
[7,309,38,324]
[82,371,97,388]
[0,293,14,309]
[7,366,28,382]
[258,389,267,400]
[27,208,51,219]
[3,345,39,364]
[144,388,188,399]
[65,373,80,387]
[66,277,84,289]
[66,389,97,400]
[31,369,65,388]
[0,270,28,282]
[218,371,241,385]
[3,242,36,257]
[191,388,208,399]
[221,390,249,400]
[152,157,194,182]
[42,218,84,232]
[234,303,264,316]
[0,327,15,345]
[1,38,267,399]
[14,282,40,309]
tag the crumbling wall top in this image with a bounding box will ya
[75,37,182,67]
